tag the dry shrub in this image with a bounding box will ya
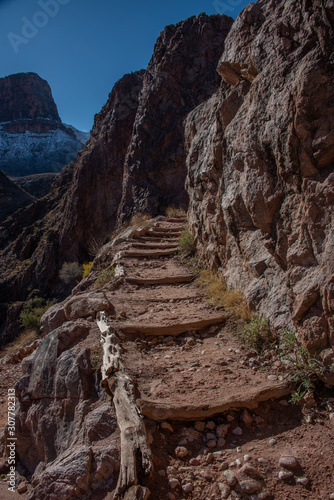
[178,228,196,256]
[166,206,187,217]
[196,269,252,321]
[0,330,38,359]
[110,212,153,241]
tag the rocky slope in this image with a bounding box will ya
[0,73,89,177]
[0,216,333,499]
[13,173,58,199]
[0,171,35,223]
[185,0,334,355]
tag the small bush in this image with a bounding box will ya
[19,297,57,332]
[166,206,187,217]
[196,269,252,321]
[178,228,196,256]
[96,265,115,287]
[130,212,152,227]
[280,329,326,404]
[82,261,93,278]
[59,262,83,284]
[240,316,273,353]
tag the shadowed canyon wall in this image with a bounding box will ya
[185,0,334,353]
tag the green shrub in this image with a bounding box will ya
[178,228,196,256]
[96,265,115,286]
[280,329,326,404]
[59,262,83,284]
[240,316,273,353]
[20,297,57,332]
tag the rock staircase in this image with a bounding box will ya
[96,216,291,499]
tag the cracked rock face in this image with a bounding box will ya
[185,0,334,352]
[10,320,119,499]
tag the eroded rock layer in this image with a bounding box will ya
[185,0,334,351]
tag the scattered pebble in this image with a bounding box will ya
[279,455,299,470]
[219,483,231,499]
[267,375,278,381]
[158,469,166,477]
[296,477,310,486]
[279,399,289,406]
[189,458,200,466]
[237,446,242,453]
[201,350,206,355]
[237,478,262,494]
[206,420,216,430]
[169,478,180,489]
[206,432,217,441]
[175,446,188,458]
[216,424,230,438]
[229,461,237,468]
[161,422,174,432]
[278,470,294,481]
[167,466,178,475]
[182,482,193,493]
[224,470,237,486]
[244,454,251,462]
[269,438,277,446]
[217,437,226,448]
[194,421,205,432]
[207,439,217,449]
[239,464,263,479]
[232,427,243,436]
[199,470,212,481]
[241,409,253,427]
[17,482,27,494]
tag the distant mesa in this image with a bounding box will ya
[0,72,89,177]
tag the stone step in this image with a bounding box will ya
[153,225,185,233]
[156,216,187,223]
[122,248,178,258]
[148,231,182,238]
[131,242,178,249]
[135,236,179,243]
[119,314,227,336]
[126,274,194,285]
[138,382,291,421]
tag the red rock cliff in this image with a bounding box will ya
[185,0,334,354]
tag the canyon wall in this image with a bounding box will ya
[185,0,334,353]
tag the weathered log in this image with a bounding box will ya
[123,486,151,500]
[113,372,153,498]
[96,311,153,499]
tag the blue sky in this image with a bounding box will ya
[0,0,251,131]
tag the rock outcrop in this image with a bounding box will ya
[11,320,120,499]
[117,14,233,221]
[13,172,58,199]
[0,73,89,177]
[0,170,35,223]
[185,0,334,352]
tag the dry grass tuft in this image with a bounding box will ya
[110,212,153,241]
[0,330,38,359]
[166,206,187,217]
[196,269,253,322]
